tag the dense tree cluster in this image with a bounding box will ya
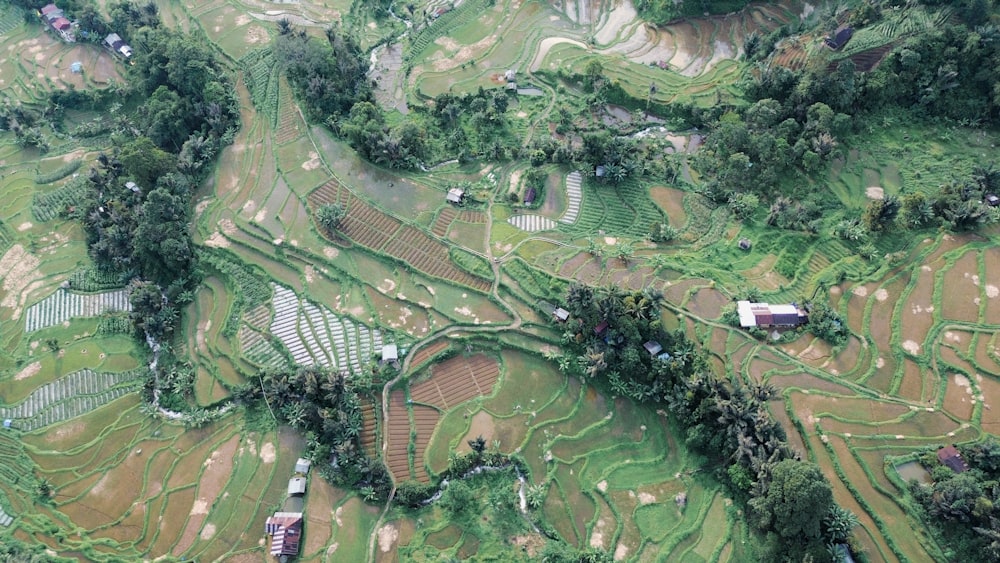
[245,365,392,499]
[273,23,372,122]
[910,438,1000,561]
[560,282,858,560]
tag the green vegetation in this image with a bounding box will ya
[5,0,1000,560]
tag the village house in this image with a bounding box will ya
[736,301,807,329]
[294,458,311,474]
[104,32,133,59]
[40,4,74,43]
[824,27,853,50]
[287,477,307,496]
[265,512,304,558]
[446,187,465,205]
[553,307,570,322]
[937,445,969,473]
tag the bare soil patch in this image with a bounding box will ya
[649,186,687,227]
[14,361,41,381]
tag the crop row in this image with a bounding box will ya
[410,354,499,409]
[34,160,81,185]
[431,207,457,236]
[0,368,146,432]
[267,284,387,374]
[32,175,86,222]
[24,288,131,332]
[68,266,128,292]
[0,4,24,36]
[274,78,303,145]
[239,49,280,125]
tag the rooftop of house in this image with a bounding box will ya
[937,445,969,473]
[382,343,398,362]
[643,341,663,356]
[553,307,570,321]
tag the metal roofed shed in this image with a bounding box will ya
[553,307,570,322]
[381,343,398,363]
[294,458,311,474]
[643,341,663,356]
[737,301,757,328]
[288,477,307,496]
[446,187,465,204]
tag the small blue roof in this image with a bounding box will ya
[3,419,12,428]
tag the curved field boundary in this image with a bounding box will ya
[431,207,457,237]
[410,354,500,410]
[407,340,451,373]
[266,284,386,374]
[0,368,146,431]
[308,179,491,292]
[24,288,131,332]
[360,396,379,457]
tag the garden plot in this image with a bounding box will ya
[24,288,130,332]
[410,354,500,409]
[0,368,145,431]
[559,171,583,224]
[265,284,387,374]
[507,214,557,232]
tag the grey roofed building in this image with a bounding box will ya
[643,341,663,356]
[287,476,307,496]
[381,343,398,363]
[446,187,465,204]
[553,307,570,322]
[294,458,311,474]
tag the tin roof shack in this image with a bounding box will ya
[446,188,465,204]
[643,341,663,356]
[937,445,970,473]
[294,458,311,474]
[287,477,307,496]
[553,308,570,322]
[265,512,303,557]
[824,27,853,50]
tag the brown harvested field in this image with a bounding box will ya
[172,434,240,556]
[872,276,909,355]
[896,359,926,403]
[431,207,457,237]
[768,372,855,396]
[457,210,487,223]
[790,391,909,423]
[649,186,688,227]
[826,336,865,378]
[900,265,936,349]
[303,478,347,555]
[747,353,787,382]
[410,354,501,409]
[942,371,975,420]
[411,405,440,483]
[939,345,977,377]
[769,399,805,454]
[740,254,789,291]
[275,78,306,144]
[385,390,412,483]
[150,486,198,555]
[559,251,598,278]
[983,248,1000,324]
[407,340,450,371]
[939,251,981,323]
[685,288,728,320]
[978,375,1000,434]
[973,333,1000,375]
[664,278,705,305]
[360,396,379,457]
[803,434,893,563]
[874,410,960,438]
[827,436,932,562]
[844,282,876,335]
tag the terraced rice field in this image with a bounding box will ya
[410,354,500,409]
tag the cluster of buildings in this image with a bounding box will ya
[264,457,311,559]
[736,301,808,329]
[39,4,74,43]
[39,3,133,60]
[103,33,133,59]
